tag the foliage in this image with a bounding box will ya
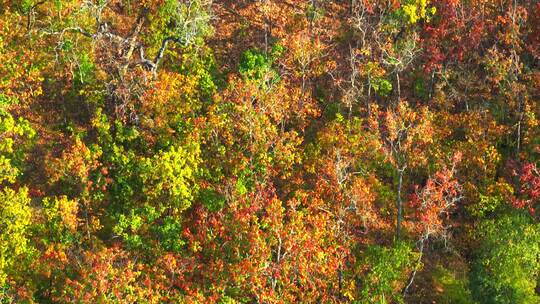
[357,242,416,304]
[0,188,32,286]
[399,0,437,25]
[0,0,539,302]
[372,78,393,97]
[433,265,476,304]
[0,108,35,184]
[151,0,213,48]
[141,143,200,212]
[238,47,282,89]
[40,196,80,245]
[513,162,540,217]
[470,212,540,304]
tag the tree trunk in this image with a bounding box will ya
[396,168,404,240]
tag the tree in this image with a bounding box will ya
[404,153,463,294]
[0,188,32,287]
[380,101,433,239]
[513,161,540,218]
[0,95,35,291]
[0,0,539,302]
[470,211,540,304]
[357,241,417,304]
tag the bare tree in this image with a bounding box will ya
[43,0,213,120]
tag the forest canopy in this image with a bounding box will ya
[0,0,539,303]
